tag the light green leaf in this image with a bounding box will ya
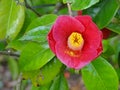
[82,57,119,90]
[72,0,99,10]
[26,14,57,31]
[8,57,19,80]
[7,40,27,51]
[23,57,63,86]
[31,83,51,90]
[0,0,25,40]
[20,25,51,43]
[19,42,54,71]
[50,74,68,90]
[16,8,38,38]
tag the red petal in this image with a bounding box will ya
[47,26,56,54]
[75,15,103,49]
[53,15,85,42]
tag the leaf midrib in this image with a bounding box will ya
[7,0,13,33]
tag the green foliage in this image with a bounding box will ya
[8,57,19,80]
[82,57,119,90]
[72,0,99,10]
[31,74,68,90]
[50,74,68,90]
[83,0,119,29]
[107,22,120,34]
[20,25,51,42]
[19,42,55,71]
[17,8,38,38]
[0,0,25,40]
[31,83,51,90]
[1,0,120,90]
[22,57,63,86]
[0,40,6,50]
[26,14,57,31]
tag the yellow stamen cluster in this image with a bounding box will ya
[67,32,84,51]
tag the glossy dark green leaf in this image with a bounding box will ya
[118,52,120,68]
[83,0,119,29]
[107,22,120,34]
[20,25,51,43]
[82,57,118,90]
[93,0,119,29]
[50,74,68,90]
[72,0,99,10]
[0,0,25,40]
[19,42,54,71]
[22,58,63,86]
[0,40,7,51]
[26,14,57,31]
[102,40,115,57]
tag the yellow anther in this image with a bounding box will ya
[67,32,84,50]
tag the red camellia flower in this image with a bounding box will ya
[47,15,103,69]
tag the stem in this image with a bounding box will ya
[67,3,72,16]
[32,4,55,8]
[0,51,20,57]
[24,0,41,16]
[16,73,22,90]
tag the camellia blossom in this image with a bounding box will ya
[47,15,103,69]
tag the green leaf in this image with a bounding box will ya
[23,57,63,86]
[16,8,38,39]
[82,57,119,90]
[26,14,57,31]
[19,42,54,71]
[102,40,115,57]
[72,0,99,10]
[50,74,68,90]
[83,0,119,29]
[7,40,27,51]
[0,0,25,40]
[31,84,51,90]
[94,0,119,29]
[107,22,120,34]
[20,25,51,43]
[8,57,19,80]
[0,40,6,51]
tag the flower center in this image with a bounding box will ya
[67,32,84,50]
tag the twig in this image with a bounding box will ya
[67,2,72,16]
[32,4,55,8]
[54,3,66,14]
[24,0,41,16]
[16,73,22,90]
[0,51,20,57]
